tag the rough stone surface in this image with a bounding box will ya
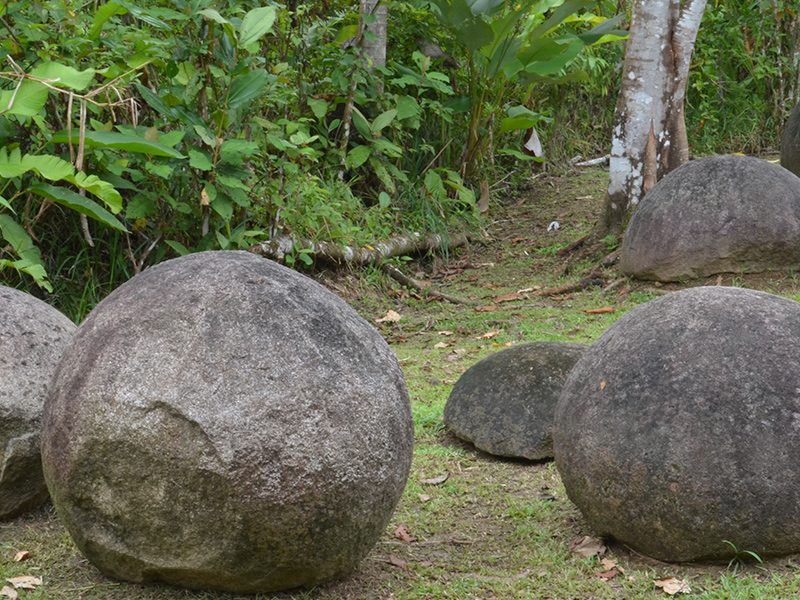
[41,251,413,594]
[554,286,800,562]
[781,102,800,177]
[0,285,75,519]
[443,342,585,460]
[620,155,800,281]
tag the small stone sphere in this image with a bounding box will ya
[41,251,413,593]
[0,286,75,519]
[554,286,800,562]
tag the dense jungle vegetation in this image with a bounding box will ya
[0,0,797,320]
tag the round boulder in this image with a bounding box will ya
[0,285,75,519]
[619,155,800,281]
[554,286,800,561]
[444,342,585,460]
[41,251,413,594]
[781,102,800,177]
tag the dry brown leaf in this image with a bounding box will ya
[0,586,17,600]
[420,473,449,486]
[386,555,407,569]
[417,494,431,503]
[394,524,416,543]
[200,187,211,206]
[433,342,450,349]
[654,577,692,595]
[569,535,607,558]
[7,576,42,590]
[438,330,454,336]
[596,568,618,581]
[375,310,402,324]
[601,558,622,572]
[476,330,501,340]
[494,292,523,303]
[12,551,30,563]
[475,304,499,313]
[510,236,528,244]
[599,379,607,391]
[585,306,616,315]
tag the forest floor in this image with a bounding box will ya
[4,165,800,599]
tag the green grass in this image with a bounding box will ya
[5,168,800,598]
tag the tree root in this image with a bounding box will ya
[382,264,472,305]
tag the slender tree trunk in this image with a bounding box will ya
[599,0,707,235]
[360,0,388,92]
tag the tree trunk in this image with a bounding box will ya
[599,0,707,235]
[360,0,388,92]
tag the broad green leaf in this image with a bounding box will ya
[89,1,128,38]
[133,83,174,117]
[396,96,420,121]
[0,195,12,213]
[158,130,185,147]
[308,98,329,119]
[335,23,359,44]
[126,194,156,219]
[193,125,218,148]
[370,158,396,195]
[189,149,213,170]
[466,0,505,16]
[198,8,229,25]
[577,14,627,45]
[51,130,186,158]
[30,63,96,91]
[499,105,543,133]
[524,37,584,76]
[372,138,403,158]
[115,0,170,29]
[217,174,250,192]
[228,70,269,111]
[371,109,397,135]
[424,170,445,197]
[351,107,372,139]
[165,239,190,256]
[211,195,233,220]
[0,80,48,117]
[0,147,75,180]
[459,18,494,51]
[378,191,391,209]
[238,6,277,48]
[529,0,595,39]
[498,147,538,161]
[345,145,371,169]
[220,139,259,164]
[29,183,128,232]
[0,214,51,290]
[66,172,123,213]
[144,161,173,179]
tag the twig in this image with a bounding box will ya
[602,277,627,293]
[535,277,605,297]
[382,263,472,305]
[556,233,590,257]
[572,154,610,167]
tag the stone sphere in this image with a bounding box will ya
[781,102,800,177]
[444,342,585,460]
[0,286,75,518]
[620,155,800,281]
[41,251,413,593]
[554,286,800,561]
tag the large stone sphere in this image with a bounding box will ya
[554,286,800,562]
[41,251,413,593]
[781,102,800,177]
[620,155,800,281]
[0,286,75,518]
[444,342,585,460]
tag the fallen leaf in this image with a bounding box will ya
[421,473,449,486]
[475,304,499,313]
[433,342,450,349]
[12,551,30,562]
[510,236,528,244]
[654,577,692,595]
[7,576,42,590]
[599,379,607,391]
[386,555,407,569]
[394,524,416,543]
[585,306,615,315]
[0,586,17,600]
[494,292,523,303]
[569,535,607,558]
[476,330,501,340]
[438,330,454,336]
[200,187,210,206]
[601,558,622,572]
[417,494,431,503]
[376,310,401,324]
[596,568,618,581]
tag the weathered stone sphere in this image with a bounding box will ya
[554,286,800,561]
[781,102,800,177]
[444,342,585,460]
[0,286,75,519]
[41,251,413,593]
[620,155,800,281]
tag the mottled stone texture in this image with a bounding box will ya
[554,286,800,562]
[620,155,800,281]
[41,251,413,594]
[781,102,800,177]
[0,285,75,519]
[444,342,585,460]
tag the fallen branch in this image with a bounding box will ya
[382,264,472,305]
[250,231,474,267]
[602,277,627,294]
[535,277,605,297]
[572,154,610,167]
